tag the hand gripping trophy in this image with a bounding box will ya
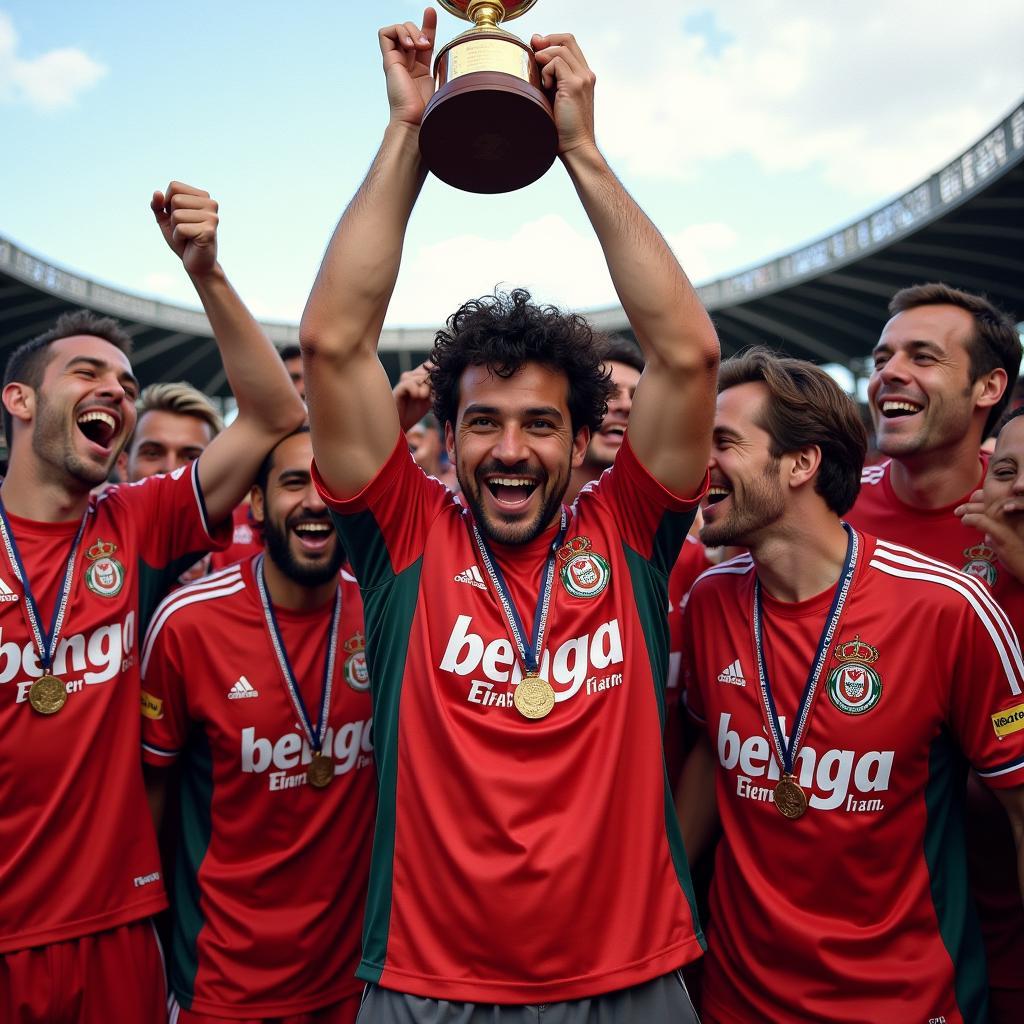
[419,0,558,192]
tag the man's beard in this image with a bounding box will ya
[457,455,570,546]
[700,460,786,549]
[263,512,345,586]
[32,392,115,488]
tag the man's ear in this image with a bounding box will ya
[571,427,591,469]
[445,420,456,464]
[787,445,822,490]
[115,451,130,481]
[2,382,34,433]
[250,485,265,524]
[975,367,1008,412]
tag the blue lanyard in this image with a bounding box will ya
[752,524,858,776]
[0,498,89,675]
[255,555,341,754]
[469,508,568,676]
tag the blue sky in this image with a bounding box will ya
[1,1,1021,327]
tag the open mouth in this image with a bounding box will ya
[705,484,731,506]
[599,424,626,442]
[291,520,333,553]
[76,409,119,450]
[484,476,539,508]
[879,398,923,419]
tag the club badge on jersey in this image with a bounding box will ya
[84,539,126,598]
[961,542,999,587]
[343,631,369,692]
[558,536,611,599]
[826,636,883,716]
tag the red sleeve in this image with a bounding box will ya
[312,432,453,586]
[115,460,231,568]
[948,585,1024,789]
[140,601,191,766]
[580,436,708,577]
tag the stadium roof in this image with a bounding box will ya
[2,99,1021,395]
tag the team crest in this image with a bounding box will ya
[343,630,369,691]
[827,635,882,716]
[558,536,611,599]
[962,543,998,588]
[85,539,125,598]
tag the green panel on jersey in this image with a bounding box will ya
[330,508,423,981]
[172,731,215,1009]
[624,525,706,950]
[923,727,988,1023]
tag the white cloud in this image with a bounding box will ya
[386,214,738,325]
[545,0,1024,196]
[0,12,106,111]
[138,270,199,308]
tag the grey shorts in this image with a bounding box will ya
[355,970,700,1024]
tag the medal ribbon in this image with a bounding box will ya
[468,507,568,677]
[0,498,90,676]
[752,523,858,777]
[255,555,341,755]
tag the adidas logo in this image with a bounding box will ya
[0,576,19,604]
[454,565,487,590]
[716,659,747,686]
[227,676,260,700]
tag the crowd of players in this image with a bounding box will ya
[2,11,1024,1024]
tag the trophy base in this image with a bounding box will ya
[420,72,558,193]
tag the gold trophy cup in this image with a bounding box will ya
[419,0,558,193]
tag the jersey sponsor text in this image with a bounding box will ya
[241,718,373,790]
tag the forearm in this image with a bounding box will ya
[675,732,719,866]
[189,264,305,434]
[561,143,716,368]
[301,122,426,359]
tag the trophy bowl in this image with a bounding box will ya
[419,0,558,194]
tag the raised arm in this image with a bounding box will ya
[300,10,437,498]
[151,182,306,523]
[533,33,719,496]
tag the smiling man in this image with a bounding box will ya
[0,181,305,1023]
[141,428,374,1024]
[846,282,1024,1022]
[299,10,718,1022]
[677,347,1024,1024]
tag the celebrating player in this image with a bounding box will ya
[0,182,306,1022]
[847,283,1024,1021]
[141,428,374,1024]
[299,9,718,1021]
[676,348,1024,1023]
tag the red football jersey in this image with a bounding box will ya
[664,535,712,784]
[0,462,228,954]
[849,458,1024,1011]
[140,558,375,1018]
[313,434,708,1003]
[683,533,1024,1024]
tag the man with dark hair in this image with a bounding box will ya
[140,427,374,1024]
[676,347,1024,1024]
[0,181,305,1022]
[300,10,717,1022]
[279,342,306,401]
[847,282,1024,1022]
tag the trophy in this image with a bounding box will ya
[419,1,557,193]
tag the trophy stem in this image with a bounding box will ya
[468,1,505,30]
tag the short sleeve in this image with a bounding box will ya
[948,587,1024,789]
[140,605,191,766]
[580,436,708,577]
[312,432,453,589]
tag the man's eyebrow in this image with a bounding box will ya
[713,425,742,441]
[523,406,563,420]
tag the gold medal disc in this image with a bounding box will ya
[513,674,555,720]
[29,674,67,716]
[307,752,334,789]
[774,775,808,820]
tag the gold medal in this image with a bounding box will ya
[513,674,555,720]
[774,774,808,820]
[306,752,334,789]
[29,674,67,716]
